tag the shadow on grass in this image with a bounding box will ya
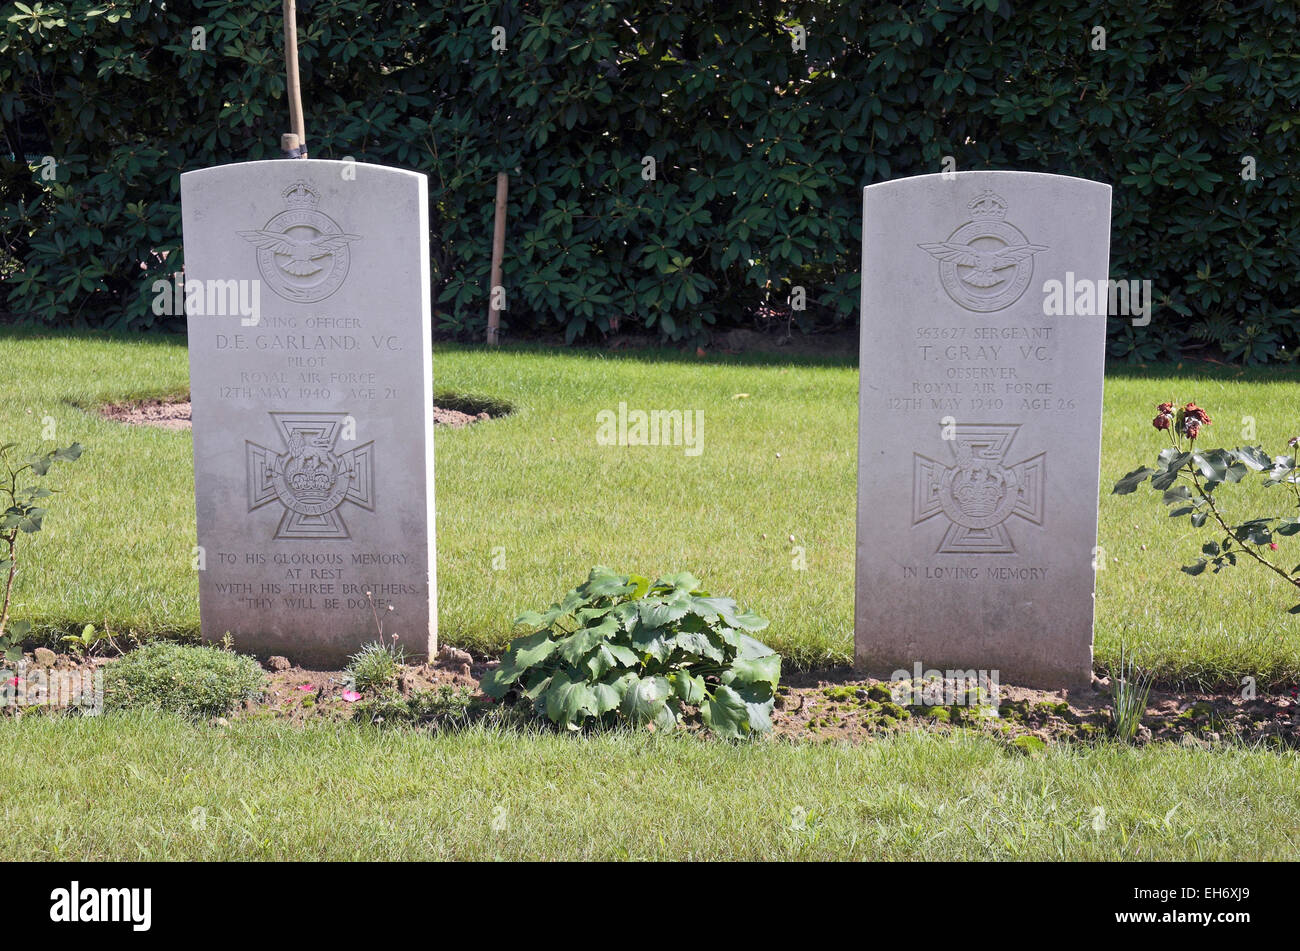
[7,326,1292,379]
[1102,358,1300,383]
[0,324,187,347]
[434,389,515,418]
[438,338,859,369]
[0,324,857,370]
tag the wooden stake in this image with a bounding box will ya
[283,0,307,157]
[487,171,508,345]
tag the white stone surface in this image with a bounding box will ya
[855,171,1110,690]
[181,160,435,666]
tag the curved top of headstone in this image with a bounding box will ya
[864,170,1110,317]
[181,158,426,186]
[866,168,1111,192]
[181,159,427,308]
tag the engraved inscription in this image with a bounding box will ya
[911,423,1045,554]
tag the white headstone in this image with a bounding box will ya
[180,160,436,666]
[855,171,1111,690]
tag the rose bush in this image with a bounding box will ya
[1114,402,1300,609]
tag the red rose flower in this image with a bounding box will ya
[1153,401,1176,432]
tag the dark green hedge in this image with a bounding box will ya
[3,0,1298,360]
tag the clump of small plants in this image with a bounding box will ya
[105,641,265,719]
[0,441,83,664]
[345,639,404,692]
[352,683,480,730]
[483,567,781,739]
[1114,401,1300,609]
[1108,644,1154,742]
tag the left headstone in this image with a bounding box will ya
[180,160,436,667]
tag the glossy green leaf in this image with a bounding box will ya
[621,674,670,725]
[700,685,750,739]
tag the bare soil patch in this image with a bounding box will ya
[249,658,486,725]
[99,397,496,430]
[11,650,1296,748]
[772,669,1299,750]
[99,398,193,429]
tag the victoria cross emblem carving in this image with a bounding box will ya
[246,412,375,539]
[918,190,1048,312]
[912,424,1045,554]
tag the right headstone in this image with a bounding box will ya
[855,171,1111,690]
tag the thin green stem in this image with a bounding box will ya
[0,532,14,639]
[0,455,17,641]
[1187,462,1299,588]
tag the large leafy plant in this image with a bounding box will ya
[1113,401,1300,608]
[483,567,780,738]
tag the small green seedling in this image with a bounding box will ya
[0,441,84,664]
[62,623,112,660]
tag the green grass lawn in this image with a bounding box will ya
[0,712,1294,860]
[3,328,1299,862]
[2,328,1297,686]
